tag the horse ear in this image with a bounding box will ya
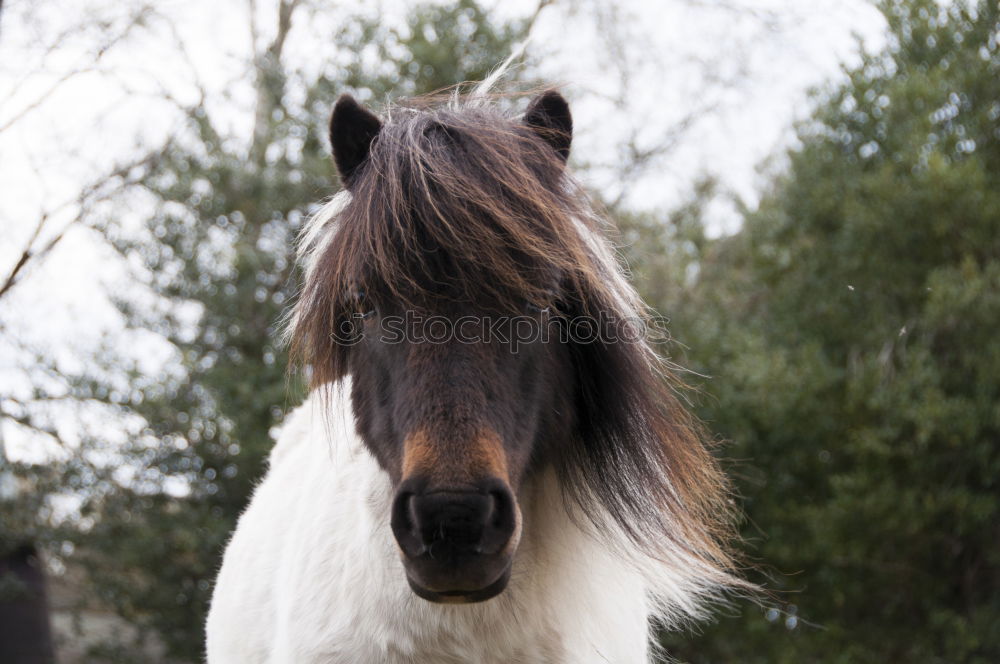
[330,94,382,188]
[523,90,572,162]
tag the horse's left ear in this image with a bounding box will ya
[523,90,572,162]
[330,94,382,188]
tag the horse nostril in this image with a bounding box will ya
[481,486,516,554]
[390,490,426,557]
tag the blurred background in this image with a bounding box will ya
[1,0,997,661]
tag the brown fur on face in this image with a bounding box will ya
[346,297,572,496]
[402,429,510,488]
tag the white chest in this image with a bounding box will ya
[206,396,651,664]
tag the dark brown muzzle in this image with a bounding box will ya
[391,477,520,603]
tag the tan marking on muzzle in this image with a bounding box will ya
[402,428,510,485]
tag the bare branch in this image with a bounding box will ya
[526,0,556,28]
[0,141,173,301]
[1,22,86,108]
[249,0,304,163]
[563,0,786,211]
[0,403,71,451]
[248,0,260,54]
[0,5,155,135]
[0,67,95,134]
[681,0,790,32]
[269,0,303,60]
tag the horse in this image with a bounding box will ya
[206,89,744,663]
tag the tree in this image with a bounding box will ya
[0,4,166,660]
[639,1,1000,661]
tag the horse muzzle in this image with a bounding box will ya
[390,477,521,603]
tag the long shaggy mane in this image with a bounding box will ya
[290,92,747,623]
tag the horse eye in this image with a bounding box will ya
[526,288,559,315]
[350,290,376,319]
[526,302,550,314]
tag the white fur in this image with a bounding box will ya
[206,385,655,663]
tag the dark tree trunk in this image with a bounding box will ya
[0,544,56,664]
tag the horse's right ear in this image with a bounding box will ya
[523,90,572,162]
[330,94,382,188]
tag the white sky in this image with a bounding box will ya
[0,0,886,462]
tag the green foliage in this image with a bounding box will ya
[629,1,1000,661]
[337,0,532,98]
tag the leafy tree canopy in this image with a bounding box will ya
[639,1,1000,661]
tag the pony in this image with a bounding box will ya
[206,88,744,663]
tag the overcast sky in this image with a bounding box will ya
[0,0,886,461]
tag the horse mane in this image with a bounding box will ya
[288,92,747,625]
